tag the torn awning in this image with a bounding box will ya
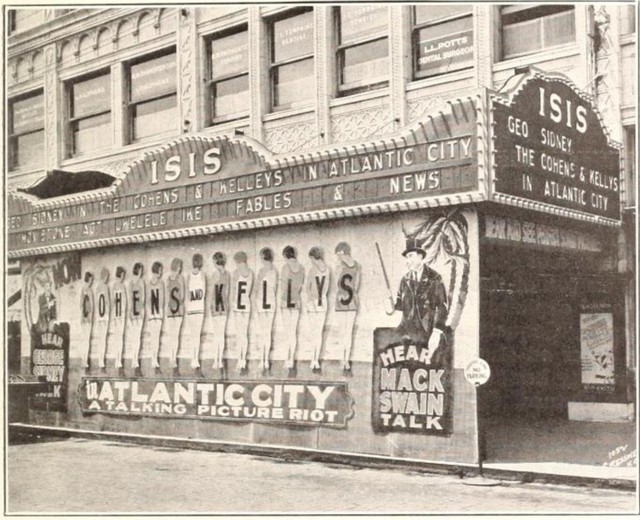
[18,169,116,199]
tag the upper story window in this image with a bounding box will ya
[208,27,249,124]
[269,8,315,110]
[126,49,177,142]
[412,5,474,79]
[67,71,112,157]
[501,5,575,60]
[336,5,388,95]
[8,9,46,34]
[621,4,636,35]
[8,90,44,171]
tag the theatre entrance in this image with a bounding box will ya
[478,236,631,466]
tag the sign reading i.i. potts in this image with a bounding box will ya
[492,71,621,222]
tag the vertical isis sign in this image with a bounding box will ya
[372,210,468,436]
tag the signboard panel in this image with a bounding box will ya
[79,378,354,427]
[492,74,621,221]
[340,5,387,43]
[580,303,615,393]
[72,73,110,118]
[372,328,453,435]
[30,323,69,412]
[130,53,177,102]
[482,214,604,252]
[7,98,479,256]
[12,94,44,134]
[273,10,314,62]
[416,28,473,77]
[211,31,248,79]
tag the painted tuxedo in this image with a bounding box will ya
[394,266,448,344]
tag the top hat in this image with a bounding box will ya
[402,238,426,258]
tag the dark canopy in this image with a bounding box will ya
[18,169,116,199]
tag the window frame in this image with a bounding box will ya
[624,126,636,209]
[335,5,389,96]
[411,5,474,81]
[8,89,45,171]
[124,46,178,143]
[268,7,315,111]
[206,24,250,125]
[65,68,112,158]
[621,4,636,36]
[500,5,576,61]
[8,9,46,35]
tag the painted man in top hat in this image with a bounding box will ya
[393,237,448,363]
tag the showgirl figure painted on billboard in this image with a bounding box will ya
[334,242,361,371]
[106,266,127,370]
[281,245,304,369]
[161,258,184,370]
[80,271,95,368]
[306,246,330,370]
[141,261,164,371]
[124,263,145,371]
[255,247,278,371]
[90,267,111,369]
[179,254,206,370]
[231,251,253,371]
[210,252,230,369]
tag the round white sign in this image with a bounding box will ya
[464,358,491,386]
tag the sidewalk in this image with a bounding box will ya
[483,416,637,485]
[9,422,637,490]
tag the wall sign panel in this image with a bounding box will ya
[492,70,621,223]
[79,378,354,427]
[8,97,481,257]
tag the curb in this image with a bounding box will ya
[9,423,637,492]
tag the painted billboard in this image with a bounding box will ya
[23,254,80,411]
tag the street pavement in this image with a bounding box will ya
[7,437,637,514]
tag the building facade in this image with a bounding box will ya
[5,4,637,467]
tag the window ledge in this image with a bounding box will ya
[264,105,315,122]
[407,68,474,92]
[205,116,250,134]
[7,167,46,186]
[620,33,636,46]
[329,86,389,108]
[60,133,179,170]
[493,43,580,73]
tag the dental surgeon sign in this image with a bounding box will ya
[492,73,621,222]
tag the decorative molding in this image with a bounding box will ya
[97,158,138,179]
[594,5,623,143]
[8,50,46,86]
[48,8,177,69]
[265,119,317,153]
[314,7,330,146]
[248,7,264,141]
[389,5,406,128]
[331,106,394,143]
[44,44,59,172]
[178,9,197,133]
[474,4,492,88]
[406,96,447,124]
